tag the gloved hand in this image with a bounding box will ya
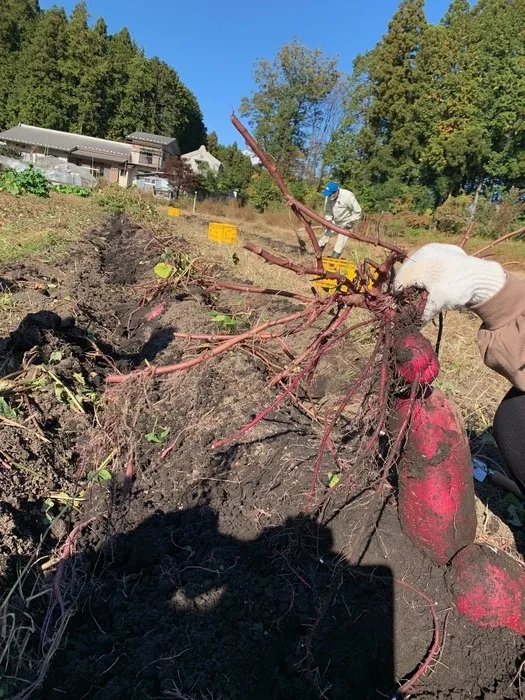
[393,243,506,324]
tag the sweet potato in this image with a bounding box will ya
[391,388,477,565]
[450,543,525,635]
[393,332,439,384]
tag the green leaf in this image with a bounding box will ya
[146,427,169,443]
[328,472,341,488]
[49,350,63,363]
[154,262,174,279]
[0,397,17,419]
[98,469,112,481]
[54,385,66,402]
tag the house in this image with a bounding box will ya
[125,132,180,173]
[0,124,180,187]
[181,145,221,175]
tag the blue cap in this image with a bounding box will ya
[321,181,339,197]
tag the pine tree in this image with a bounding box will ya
[62,2,109,136]
[364,0,428,181]
[0,0,39,128]
[442,0,470,26]
[11,7,69,130]
[108,52,156,138]
[414,5,485,198]
[328,0,428,193]
[468,0,525,186]
[206,131,219,155]
[105,27,138,140]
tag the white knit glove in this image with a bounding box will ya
[393,243,506,324]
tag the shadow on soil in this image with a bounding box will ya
[5,508,396,700]
[0,310,174,378]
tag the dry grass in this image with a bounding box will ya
[0,191,105,264]
[179,197,295,230]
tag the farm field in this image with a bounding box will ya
[1,191,525,698]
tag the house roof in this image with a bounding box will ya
[126,132,178,147]
[181,145,221,167]
[71,148,128,164]
[0,124,130,157]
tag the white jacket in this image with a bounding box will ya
[324,188,362,229]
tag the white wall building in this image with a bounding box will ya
[181,145,222,175]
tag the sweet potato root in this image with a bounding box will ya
[450,543,525,635]
[391,388,477,565]
[393,332,440,385]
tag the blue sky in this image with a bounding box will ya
[40,0,453,145]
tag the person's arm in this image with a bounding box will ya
[346,191,362,224]
[323,197,334,236]
[324,197,334,223]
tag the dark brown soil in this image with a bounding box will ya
[1,215,524,700]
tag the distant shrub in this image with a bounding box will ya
[0,167,50,198]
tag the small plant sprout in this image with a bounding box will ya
[86,449,116,484]
[210,311,242,332]
[0,396,19,419]
[146,422,170,444]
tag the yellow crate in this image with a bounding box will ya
[312,257,377,295]
[208,222,238,245]
[168,207,180,217]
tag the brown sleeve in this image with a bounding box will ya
[472,274,525,391]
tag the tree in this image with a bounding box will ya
[442,0,470,27]
[241,40,340,178]
[0,4,207,153]
[467,0,525,187]
[0,0,39,128]
[414,6,487,199]
[105,27,138,139]
[162,155,201,196]
[206,131,219,156]
[147,58,206,152]
[62,3,109,136]
[108,52,156,137]
[330,0,428,190]
[214,143,253,199]
[10,7,69,130]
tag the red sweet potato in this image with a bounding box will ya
[391,388,477,565]
[450,543,525,635]
[393,332,440,384]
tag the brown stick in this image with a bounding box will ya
[269,315,374,388]
[473,225,525,257]
[213,319,356,450]
[231,113,325,267]
[458,220,475,249]
[207,280,315,304]
[244,242,363,294]
[106,308,313,383]
[231,113,406,258]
